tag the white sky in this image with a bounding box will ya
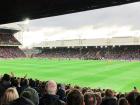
[1,2,140,47]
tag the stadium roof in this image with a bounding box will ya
[0,0,140,25]
[0,28,19,34]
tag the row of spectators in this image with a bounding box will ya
[0,34,21,45]
[1,45,140,59]
[0,73,140,105]
[33,46,140,60]
[34,48,80,58]
[0,47,26,58]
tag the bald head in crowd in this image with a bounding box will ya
[45,80,57,95]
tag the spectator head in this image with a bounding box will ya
[84,92,96,105]
[21,87,39,105]
[119,94,125,98]
[65,84,71,90]
[2,74,10,81]
[12,79,19,87]
[82,88,88,95]
[67,89,84,105]
[57,83,65,90]
[118,97,129,105]
[45,80,57,95]
[105,89,114,97]
[21,79,29,87]
[1,87,19,105]
[29,79,36,87]
[74,85,81,90]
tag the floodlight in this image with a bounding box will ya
[23,18,30,25]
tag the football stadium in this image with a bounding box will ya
[0,1,140,105]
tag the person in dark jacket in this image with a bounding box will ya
[126,91,139,105]
[101,89,117,105]
[9,96,34,105]
[136,95,140,105]
[20,79,30,92]
[0,74,11,99]
[57,84,66,102]
[39,80,65,105]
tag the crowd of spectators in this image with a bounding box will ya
[34,48,81,58]
[33,46,140,60]
[0,47,26,58]
[0,73,140,105]
[0,33,26,58]
[0,34,21,45]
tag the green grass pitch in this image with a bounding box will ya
[0,58,140,92]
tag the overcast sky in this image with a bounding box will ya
[1,2,140,47]
[30,2,140,30]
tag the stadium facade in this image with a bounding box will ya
[34,36,140,48]
[32,37,140,60]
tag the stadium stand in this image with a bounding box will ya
[0,28,26,58]
[33,45,140,60]
[0,47,26,58]
[0,73,139,105]
[0,33,21,45]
